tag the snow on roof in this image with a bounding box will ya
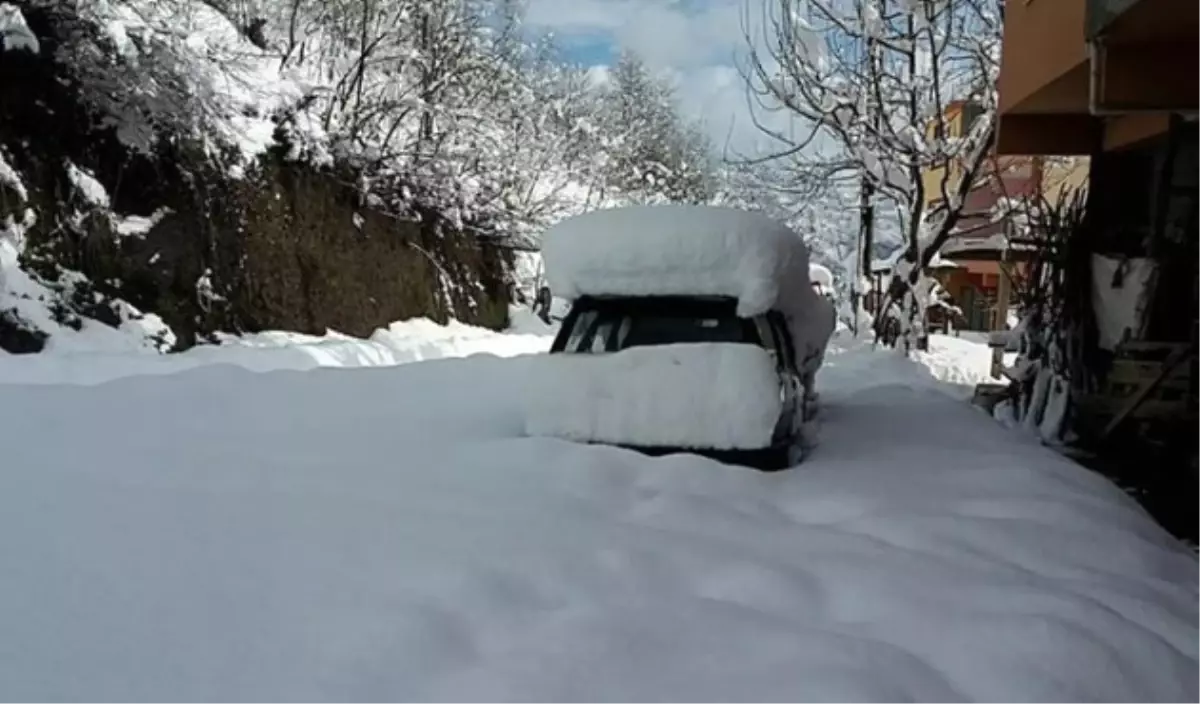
[927,252,960,268]
[541,204,810,318]
[869,250,959,274]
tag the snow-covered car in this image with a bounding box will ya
[546,294,807,470]
[524,204,835,471]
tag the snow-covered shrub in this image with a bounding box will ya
[1000,189,1091,444]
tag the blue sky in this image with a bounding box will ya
[557,37,615,67]
[523,0,792,155]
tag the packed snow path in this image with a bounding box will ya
[0,335,1196,701]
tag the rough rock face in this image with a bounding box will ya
[0,5,511,353]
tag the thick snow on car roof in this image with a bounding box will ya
[542,204,811,318]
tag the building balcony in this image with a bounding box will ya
[996,0,1198,155]
[998,0,1089,117]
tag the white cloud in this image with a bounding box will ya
[583,64,612,87]
[525,0,796,156]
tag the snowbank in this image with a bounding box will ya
[0,336,1194,701]
[0,316,550,385]
[913,333,1005,390]
[506,305,560,336]
[524,343,783,450]
[542,204,809,318]
[1,238,177,356]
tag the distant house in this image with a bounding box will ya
[920,101,1093,331]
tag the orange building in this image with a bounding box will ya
[920,101,1061,331]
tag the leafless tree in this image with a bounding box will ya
[738,0,1003,341]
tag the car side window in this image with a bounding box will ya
[565,310,633,353]
[614,316,633,349]
[591,315,630,352]
[565,310,599,352]
[590,319,614,352]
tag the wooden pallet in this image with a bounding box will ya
[1076,341,1197,436]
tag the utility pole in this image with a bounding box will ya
[860,173,876,294]
[855,7,880,337]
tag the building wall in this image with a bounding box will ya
[954,157,1042,239]
[921,104,966,206]
[921,101,1044,234]
[1087,0,1141,36]
[997,0,1089,114]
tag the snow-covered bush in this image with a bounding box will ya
[994,190,1091,444]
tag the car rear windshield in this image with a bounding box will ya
[552,297,761,353]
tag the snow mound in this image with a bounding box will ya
[542,204,809,318]
[913,333,1010,392]
[0,316,551,385]
[506,305,559,336]
[1,239,176,356]
[524,343,783,450]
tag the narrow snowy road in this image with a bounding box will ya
[0,333,1195,701]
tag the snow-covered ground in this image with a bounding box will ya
[0,313,550,386]
[912,332,1006,392]
[0,321,1196,701]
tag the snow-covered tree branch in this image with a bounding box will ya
[18,0,721,246]
[738,0,1002,343]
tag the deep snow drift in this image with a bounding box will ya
[0,326,1195,701]
[0,313,550,385]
